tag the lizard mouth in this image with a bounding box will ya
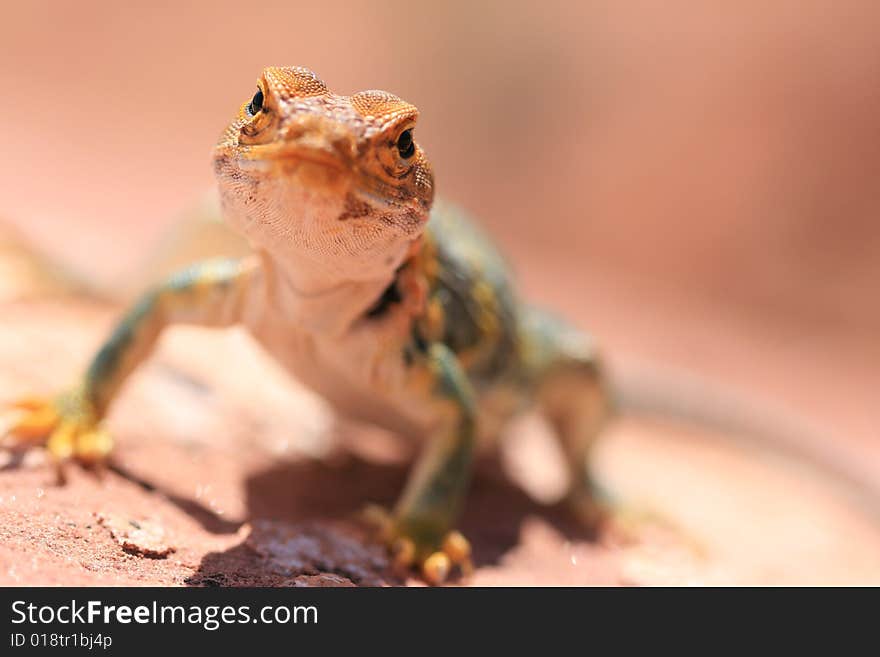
[221,142,429,230]
[236,145,419,216]
[241,143,350,174]
[236,143,365,203]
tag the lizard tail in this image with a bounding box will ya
[117,193,251,302]
[0,219,101,303]
[0,193,251,305]
[612,361,880,519]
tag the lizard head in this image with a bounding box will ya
[213,66,434,284]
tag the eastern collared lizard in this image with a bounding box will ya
[4,67,611,584]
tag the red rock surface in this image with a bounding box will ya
[1,2,878,586]
[2,299,878,586]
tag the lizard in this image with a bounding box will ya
[3,66,611,585]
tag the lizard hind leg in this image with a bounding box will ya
[522,309,614,528]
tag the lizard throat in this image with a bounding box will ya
[259,250,403,336]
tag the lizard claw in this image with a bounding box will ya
[440,530,473,576]
[421,551,451,585]
[360,504,473,584]
[2,392,112,475]
[391,536,417,569]
[420,531,473,584]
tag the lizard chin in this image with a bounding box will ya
[216,163,425,289]
[242,154,429,233]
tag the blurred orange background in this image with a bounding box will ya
[1,1,877,467]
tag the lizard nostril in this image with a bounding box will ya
[282,122,306,141]
[330,134,355,159]
[284,119,354,160]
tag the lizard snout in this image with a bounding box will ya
[280,116,357,165]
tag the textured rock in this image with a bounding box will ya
[1,298,879,586]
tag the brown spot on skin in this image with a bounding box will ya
[337,193,373,221]
[375,206,427,233]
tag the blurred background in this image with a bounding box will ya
[1,2,877,474]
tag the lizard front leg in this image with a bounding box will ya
[375,342,477,584]
[3,258,259,471]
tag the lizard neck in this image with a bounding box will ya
[258,248,405,337]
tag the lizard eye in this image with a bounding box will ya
[396,129,415,159]
[247,89,264,116]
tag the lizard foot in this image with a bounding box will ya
[568,482,677,545]
[361,504,473,585]
[567,479,617,530]
[2,391,112,476]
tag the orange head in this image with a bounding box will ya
[213,67,434,283]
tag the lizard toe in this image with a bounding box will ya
[2,393,112,472]
[421,552,451,585]
[3,397,60,444]
[363,508,473,584]
[418,531,473,585]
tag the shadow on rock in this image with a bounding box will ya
[187,452,596,586]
